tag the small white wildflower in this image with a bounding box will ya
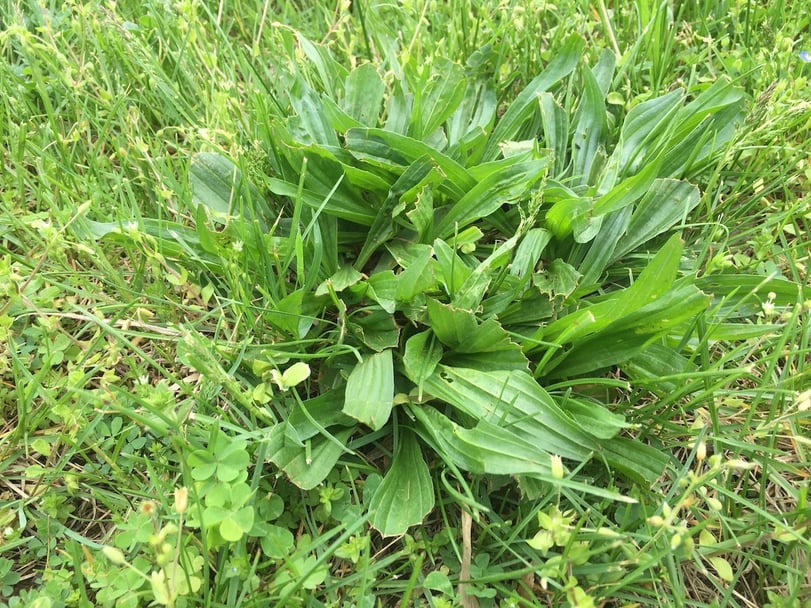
[761,292,777,317]
[232,240,243,253]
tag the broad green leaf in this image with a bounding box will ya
[571,66,607,186]
[77,218,223,271]
[394,245,436,302]
[452,233,520,310]
[423,366,595,459]
[544,283,710,376]
[406,184,435,240]
[193,205,219,255]
[410,58,467,140]
[592,155,663,218]
[369,430,434,536]
[346,128,475,198]
[343,63,384,127]
[665,79,746,173]
[447,81,497,152]
[294,32,348,95]
[289,140,392,193]
[426,299,478,349]
[411,405,554,476]
[599,436,670,485]
[267,425,354,490]
[539,93,569,176]
[511,228,552,281]
[432,238,473,296]
[190,152,268,226]
[403,331,443,398]
[321,95,363,132]
[315,265,364,296]
[621,343,697,395]
[343,350,394,430]
[348,309,400,351]
[383,78,412,135]
[576,206,632,287]
[556,395,630,439]
[366,270,398,313]
[435,156,550,238]
[271,362,311,391]
[425,300,528,370]
[219,506,254,542]
[268,178,376,225]
[423,571,454,596]
[261,525,295,559]
[356,156,438,268]
[591,48,617,96]
[265,288,324,339]
[548,156,663,242]
[612,89,682,177]
[411,407,635,501]
[696,274,809,314]
[484,34,585,161]
[284,391,355,444]
[541,233,684,344]
[544,195,592,240]
[708,556,734,583]
[612,179,700,261]
[289,79,340,147]
[533,259,582,300]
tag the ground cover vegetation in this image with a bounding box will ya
[0,0,809,606]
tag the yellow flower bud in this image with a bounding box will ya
[174,487,188,515]
[551,455,565,480]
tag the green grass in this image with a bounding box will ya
[1,0,810,606]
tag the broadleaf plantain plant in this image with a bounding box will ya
[100,31,748,535]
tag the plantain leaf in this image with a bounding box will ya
[346,127,475,197]
[190,152,268,226]
[432,238,474,297]
[544,282,710,376]
[403,331,444,398]
[268,178,375,225]
[434,156,550,238]
[289,79,340,147]
[539,93,569,176]
[541,233,685,345]
[612,89,682,177]
[343,63,385,127]
[267,425,354,490]
[611,179,700,261]
[410,58,467,140]
[423,365,596,459]
[571,65,607,186]
[484,34,585,161]
[411,406,635,501]
[394,244,436,302]
[369,430,434,536]
[343,350,394,431]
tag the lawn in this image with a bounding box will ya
[0,0,809,606]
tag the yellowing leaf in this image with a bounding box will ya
[708,556,734,582]
[272,362,311,391]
